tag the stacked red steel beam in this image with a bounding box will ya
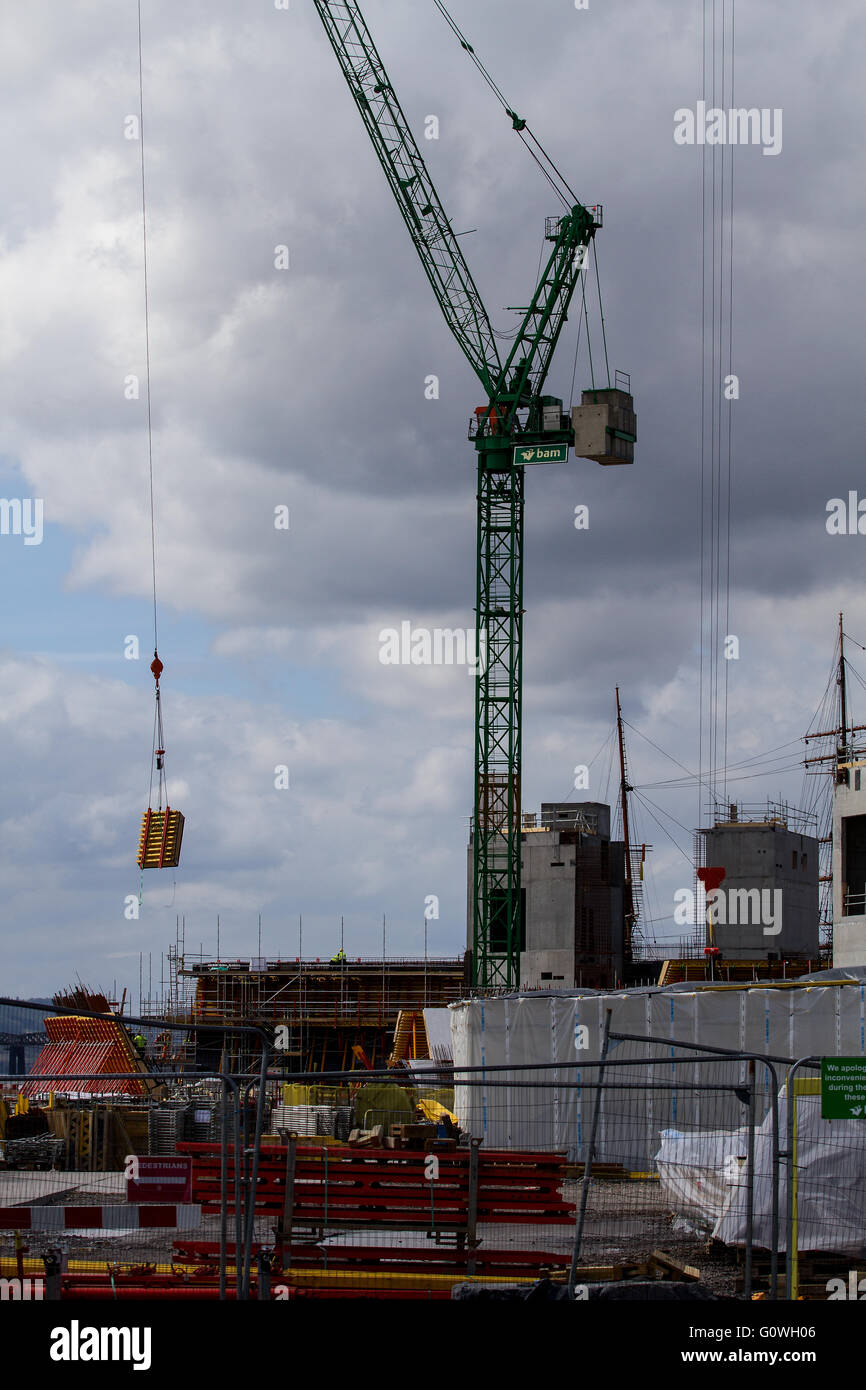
[178,1141,575,1225]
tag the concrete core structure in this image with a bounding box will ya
[467,801,628,990]
[700,808,819,962]
[833,761,866,966]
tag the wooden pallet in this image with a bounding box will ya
[742,1250,865,1298]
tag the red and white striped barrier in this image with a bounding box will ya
[0,1205,201,1231]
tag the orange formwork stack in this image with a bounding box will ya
[21,1015,146,1098]
[137,807,185,869]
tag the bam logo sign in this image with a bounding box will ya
[0,1277,44,1300]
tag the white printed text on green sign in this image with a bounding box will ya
[821,1057,866,1118]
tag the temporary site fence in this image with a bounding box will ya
[1,998,864,1301]
[0,1055,772,1301]
[0,1067,242,1300]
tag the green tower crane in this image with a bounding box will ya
[315,1,628,988]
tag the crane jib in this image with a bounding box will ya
[314,0,500,396]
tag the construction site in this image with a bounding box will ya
[1,1,863,1361]
[3,646,864,1307]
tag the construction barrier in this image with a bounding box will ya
[2,996,863,1301]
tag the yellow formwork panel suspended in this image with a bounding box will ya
[137,807,185,869]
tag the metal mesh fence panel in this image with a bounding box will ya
[0,993,244,1301]
[8,995,843,1301]
[784,1059,866,1300]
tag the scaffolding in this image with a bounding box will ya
[140,955,469,1074]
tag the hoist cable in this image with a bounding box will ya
[518,137,572,209]
[137,0,159,656]
[581,268,595,392]
[712,0,724,808]
[697,0,707,828]
[149,698,158,809]
[722,0,736,802]
[698,0,735,823]
[569,277,586,407]
[523,129,580,205]
[591,239,611,388]
[708,0,719,812]
[137,2,170,820]
[431,0,579,209]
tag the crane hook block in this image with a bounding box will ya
[137,806,185,869]
[151,653,164,684]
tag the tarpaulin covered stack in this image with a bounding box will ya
[656,1093,866,1254]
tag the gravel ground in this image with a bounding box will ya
[567,1177,743,1296]
[250,1174,745,1295]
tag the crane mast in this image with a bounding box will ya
[471,208,598,987]
[316,0,602,987]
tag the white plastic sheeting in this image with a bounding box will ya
[450,983,866,1166]
[422,1008,453,1063]
[655,1093,866,1254]
[715,1090,866,1254]
[654,1128,751,1230]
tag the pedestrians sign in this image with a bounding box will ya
[125,1155,193,1202]
[821,1057,866,1118]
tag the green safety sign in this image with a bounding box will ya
[820,1057,866,1118]
[513,443,569,466]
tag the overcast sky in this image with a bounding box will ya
[1,0,865,1002]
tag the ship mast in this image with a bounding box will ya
[616,686,635,966]
[804,613,866,775]
[801,612,866,958]
[838,610,849,766]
